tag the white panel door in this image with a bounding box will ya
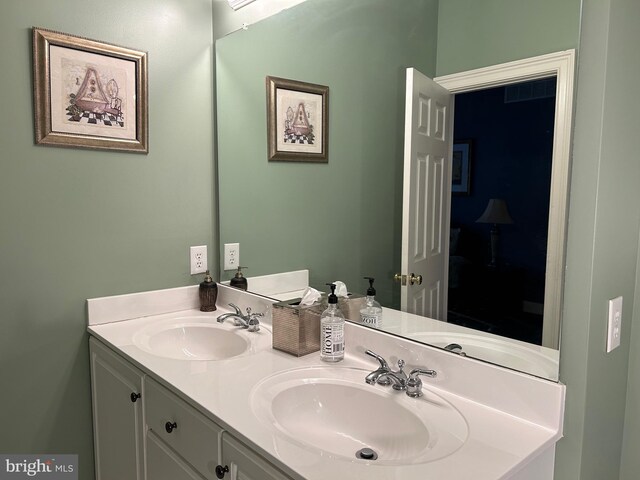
[401,68,453,319]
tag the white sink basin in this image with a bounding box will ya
[250,366,468,465]
[133,316,271,361]
[409,331,559,378]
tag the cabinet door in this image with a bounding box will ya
[146,431,206,480]
[144,377,221,479]
[220,435,293,480]
[90,338,145,480]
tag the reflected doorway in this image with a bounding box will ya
[446,79,556,345]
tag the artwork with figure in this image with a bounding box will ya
[277,90,321,153]
[65,63,125,128]
[33,27,147,152]
[283,102,315,145]
[267,76,328,162]
[49,45,137,142]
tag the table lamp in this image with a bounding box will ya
[475,198,514,267]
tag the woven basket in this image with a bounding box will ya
[271,294,365,356]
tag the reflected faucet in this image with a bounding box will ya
[444,343,466,356]
[216,303,262,332]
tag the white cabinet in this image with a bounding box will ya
[89,338,294,480]
[146,430,207,480]
[218,435,292,480]
[144,377,221,480]
[90,338,145,480]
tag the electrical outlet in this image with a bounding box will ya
[606,296,623,352]
[224,243,239,271]
[190,245,208,275]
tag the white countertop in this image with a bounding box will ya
[87,285,564,480]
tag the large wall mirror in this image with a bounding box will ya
[216,0,574,381]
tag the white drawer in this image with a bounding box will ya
[145,377,222,480]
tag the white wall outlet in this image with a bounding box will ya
[224,243,240,271]
[190,245,208,275]
[606,296,623,353]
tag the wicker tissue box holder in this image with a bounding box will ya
[272,294,365,357]
[272,299,324,356]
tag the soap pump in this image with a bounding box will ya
[199,270,218,312]
[320,283,345,363]
[230,266,248,291]
[360,276,382,328]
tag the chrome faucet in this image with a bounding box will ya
[216,303,262,332]
[364,350,392,386]
[365,350,407,390]
[364,350,436,396]
[406,368,437,397]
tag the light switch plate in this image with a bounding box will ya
[606,296,623,352]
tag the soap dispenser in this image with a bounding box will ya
[359,276,382,328]
[199,270,218,312]
[230,266,248,291]
[320,283,345,363]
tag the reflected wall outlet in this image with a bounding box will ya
[606,296,623,352]
[190,245,208,275]
[224,243,239,271]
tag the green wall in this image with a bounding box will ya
[0,1,215,478]
[556,0,640,477]
[603,1,640,477]
[436,0,582,76]
[216,0,439,306]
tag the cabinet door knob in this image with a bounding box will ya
[165,421,177,433]
[215,465,229,478]
[130,392,141,403]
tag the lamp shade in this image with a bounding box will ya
[475,198,514,225]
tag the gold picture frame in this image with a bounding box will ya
[266,76,328,162]
[32,27,148,153]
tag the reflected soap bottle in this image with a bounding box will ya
[359,276,382,328]
[320,283,345,362]
[230,266,248,291]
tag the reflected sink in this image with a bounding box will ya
[251,366,468,465]
[410,331,559,378]
[133,316,271,361]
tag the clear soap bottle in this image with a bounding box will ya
[359,276,382,328]
[320,283,345,362]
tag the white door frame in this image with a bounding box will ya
[434,50,576,349]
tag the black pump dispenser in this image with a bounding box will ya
[360,276,382,328]
[364,277,376,296]
[199,270,218,312]
[326,283,338,304]
[320,282,345,362]
[230,266,248,291]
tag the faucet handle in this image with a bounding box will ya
[406,368,437,398]
[365,350,390,370]
[228,303,242,315]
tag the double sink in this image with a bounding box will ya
[131,314,468,465]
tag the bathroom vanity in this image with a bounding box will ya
[87,284,565,480]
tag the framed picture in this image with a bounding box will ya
[266,76,328,162]
[452,140,472,195]
[32,27,148,153]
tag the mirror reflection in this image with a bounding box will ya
[216,0,565,380]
